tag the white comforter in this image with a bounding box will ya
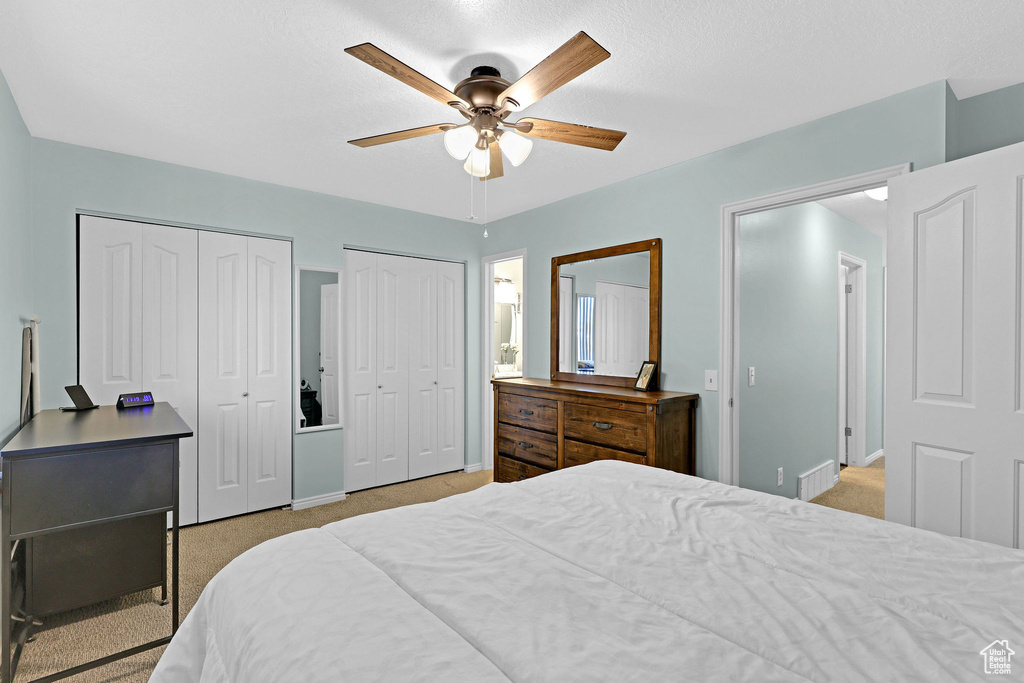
[152,461,1024,682]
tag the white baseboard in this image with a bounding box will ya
[865,449,884,466]
[464,463,482,473]
[291,491,347,511]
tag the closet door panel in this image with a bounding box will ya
[199,231,249,522]
[78,216,143,405]
[246,237,293,512]
[344,250,378,492]
[408,259,439,480]
[143,225,199,526]
[436,261,465,473]
[375,254,410,486]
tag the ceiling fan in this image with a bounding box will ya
[346,31,626,181]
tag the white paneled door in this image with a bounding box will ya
[199,232,292,522]
[79,216,143,405]
[343,249,378,492]
[886,140,1024,548]
[142,225,199,526]
[594,281,649,377]
[199,231,249,522]
[320,283,341,426]
[344,250,465,492]
[245,237,293,513]
[80,217,200,525]
[436,260,465,473]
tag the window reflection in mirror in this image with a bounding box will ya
[558,252,650,377]
[295,266,342,432]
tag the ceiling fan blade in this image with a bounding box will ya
[346,43,468,108]
[481,139,504,181]
[348,123,452,148]
[497,32,610,111]
[515,117,626,151]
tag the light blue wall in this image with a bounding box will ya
[298,269,338,396]
[481,81,950,482]
[955,82,1024,160]
[28,138,482,500]
[560,252,650,297]
[0,70,33,445]
[737,202,883,497]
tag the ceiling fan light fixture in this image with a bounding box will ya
[444,125,478,160]
[864,186,888,201]
[498,130,533,167]
[464,145,491,177]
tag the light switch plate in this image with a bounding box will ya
[705,370,718,391]
[748,366,756,387]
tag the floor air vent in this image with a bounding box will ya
[797,460,836,501]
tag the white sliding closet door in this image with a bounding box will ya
[436,260,465,473]
[245,237,293,512]
[199,231,249,522]
[408,259,439,480]
[344,249,379,492]
[143,226,199,526]
[79,216,143,404]
[376,254,411,486]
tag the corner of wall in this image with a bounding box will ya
[944,80,960,163]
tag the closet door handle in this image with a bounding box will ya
[242,392,249,397]
[592,422,613,430]
[516,441,534,450]
[378,385,382,389]
[518,409,534,416]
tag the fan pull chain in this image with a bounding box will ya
[483,178,488,238]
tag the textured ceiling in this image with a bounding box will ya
[2,1,1023,224]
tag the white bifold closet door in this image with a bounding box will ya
[198,232,292,522]
[79,216,200,525]
[594,281,649,376]
[344,250,464,492]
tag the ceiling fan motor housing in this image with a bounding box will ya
[454,67,512,112]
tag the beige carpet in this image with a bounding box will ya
[810,456,885,519]
[16,469,493,683]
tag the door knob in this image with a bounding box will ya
[242,392,249,397]
[434,381,438,385]
[378,385,382,389]
[319,367,324,373]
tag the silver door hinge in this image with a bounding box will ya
[845,427,852,436]
[845,284,852,294]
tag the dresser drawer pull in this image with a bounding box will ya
[518,409,534,416]
[592,422,614,430]
[516,441,534,449]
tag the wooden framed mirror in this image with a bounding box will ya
[550,238,662,388]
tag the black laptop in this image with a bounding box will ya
[62,385,99,411]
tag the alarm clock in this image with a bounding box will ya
[116,392,155,409]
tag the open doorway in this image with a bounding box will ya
[720,166,903,518]
[481,249,526,472]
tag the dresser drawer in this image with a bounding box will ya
[497,392,558,433]
[564,439,646,468]
[497,423,557,469]
[563,403,647,453]
[496,455,552,483]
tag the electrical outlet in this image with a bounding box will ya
[777,467,783,487]
[704,370,718,391]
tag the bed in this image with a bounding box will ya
[152,461,1024,682]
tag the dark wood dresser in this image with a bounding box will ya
[493,378,698,482]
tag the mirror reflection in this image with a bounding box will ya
[493,259,523,378]
[297,267,341,431]
[558,252,650,377]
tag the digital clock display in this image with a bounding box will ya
[116,392,155,409]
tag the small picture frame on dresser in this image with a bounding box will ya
[634,361,657,391]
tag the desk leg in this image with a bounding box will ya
[172,445,179,633]
[3,504,11,683]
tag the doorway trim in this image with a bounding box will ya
[718,164,909,486]
[481,248,527,472]
[838,252,867,468]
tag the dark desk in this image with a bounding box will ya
[0,402,192,682]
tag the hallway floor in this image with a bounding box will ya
[810,456,885,519]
